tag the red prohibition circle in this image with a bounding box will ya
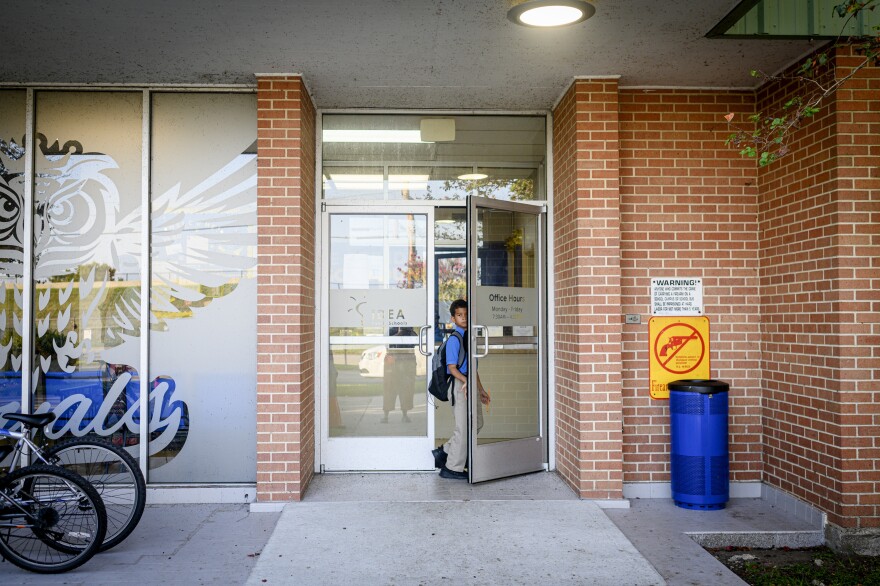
[653,322,706,374]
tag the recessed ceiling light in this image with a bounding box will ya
[507,0,595,28]
[323,129,426,143]
[458,173,489,180]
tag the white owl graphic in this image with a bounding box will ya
[0,135,256,456]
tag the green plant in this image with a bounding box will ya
[725,0,878,166]
[436,177,536,201]
[713,546,880,586]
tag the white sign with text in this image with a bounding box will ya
[651,278,703,316]
[330,289,424,328]
[474,286,537,327]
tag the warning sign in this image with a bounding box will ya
[651,278,702,316]
[649,316,710,399]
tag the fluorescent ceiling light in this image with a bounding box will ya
[508,0,595,28]
[458,173,489,180]
[389,174,429,190]
[325,173,383,191]
[323,129,426,143]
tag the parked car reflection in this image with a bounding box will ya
[358,346,426,378]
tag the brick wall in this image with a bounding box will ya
[255,76,316,502]
[552,79,624,499]
[758,46,880,530]
[833,47,880,530]
[617,89,763,485]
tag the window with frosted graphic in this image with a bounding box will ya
[149,93,257,483]
[0,91,25,456]
[32,92,143,454]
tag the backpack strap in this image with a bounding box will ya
[451,331,466,369]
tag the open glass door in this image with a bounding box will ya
[467,196,545,482]
[322,208,435,470]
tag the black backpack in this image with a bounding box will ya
[427,331,466,402]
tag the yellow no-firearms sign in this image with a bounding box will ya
[648,316,710,399]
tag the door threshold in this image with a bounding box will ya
[303,470,572,502]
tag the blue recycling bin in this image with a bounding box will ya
[669,379,729,510]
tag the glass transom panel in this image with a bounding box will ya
[322,114,546,202]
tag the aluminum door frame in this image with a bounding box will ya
[467,196,547,483]
[319,204,436,471]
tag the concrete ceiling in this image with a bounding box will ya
[2,1,824,110]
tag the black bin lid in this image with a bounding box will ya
[667,379,729,394]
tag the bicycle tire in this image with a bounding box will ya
[0,464,107,573]
[45,437,146,552]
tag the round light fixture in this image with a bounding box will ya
[507,0,595,28]
[458,173,489,180]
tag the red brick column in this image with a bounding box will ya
[758,45,880,549]
[552,79,624,498]
[829,47,880,542]
[255,75,316,502]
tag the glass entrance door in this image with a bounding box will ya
[322,208,434,470]
[467,196,546,482]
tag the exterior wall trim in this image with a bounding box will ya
[0,83,255,90]
[619,85,753,91]
[624,482,763,499]
[544,111,556,473]
[147,484,257,505]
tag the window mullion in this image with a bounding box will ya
[139,89,151,481]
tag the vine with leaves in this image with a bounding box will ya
[725,0,878,166]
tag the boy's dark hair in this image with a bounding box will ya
[449,299,467,316]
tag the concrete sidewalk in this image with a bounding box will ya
[247,472,663,585]
[0,472,824,585]
[0,504,280,585]
[247,499,664,585]
[606,498,822,586]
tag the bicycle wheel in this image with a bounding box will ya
[0,464,107,573]
[46,437,146,552]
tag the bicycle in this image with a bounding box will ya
[1,411,146,552]
[0,463,107,573]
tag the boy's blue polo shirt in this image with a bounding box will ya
[445,325,467,376]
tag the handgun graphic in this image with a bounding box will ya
[659,334,698,357]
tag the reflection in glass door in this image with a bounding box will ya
[467,196,545,482]
[322,209,434,470]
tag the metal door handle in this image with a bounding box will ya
[417,325,432,356]
[474,325,489,358]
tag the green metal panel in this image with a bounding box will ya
[708,0,879,39]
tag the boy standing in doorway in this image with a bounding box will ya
[434,299,490,479]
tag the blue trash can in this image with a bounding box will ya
[669,379,729,510]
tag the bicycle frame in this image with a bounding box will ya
[0,445,87,520]
[0,469,66,537]
[0,484,35,521]
[0,428,51,474]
